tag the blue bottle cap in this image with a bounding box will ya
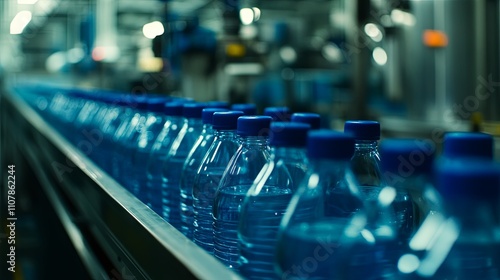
[237,116,273,136]
[291,113,321,129]
[379,139,435,176]
[436,160,500,201]
[147,98,169,113]
[183,103,207,119]
[270,122,311,147]
[263,107,291,121]
[231,103,257,115]
[307,130,355,160]
[443,132,494,160]
[344,120,380,140]
[206,100,230,109]
[202,108,229,124]
[164,102,184,116]
[212,111,245,130]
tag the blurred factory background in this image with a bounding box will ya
[2,0,499,139]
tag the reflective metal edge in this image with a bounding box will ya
[4,90,243,280]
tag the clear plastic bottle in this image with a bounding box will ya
[344,120,381,185]
[231,103,257,115]
[416,160,500,279]
[160,103,207,228]
[238,122,311,279]
[179,108,229,239]
[263,107,291,122]
[122,97,153,190]
[145,102,185,215]
[379,139,436,242]
[71,91,102,144]
[98,96,130,173]
[90,94,126,169]
[344,120,385,218]
[213,116,272,270]
[111,96,151,188]
[129,97,171,199]
[332,138,437,280]
[110,96,136,178]
[291,112,321,129]
[61,90,91,139]
[275,130,362,280]
[192,111,244,253]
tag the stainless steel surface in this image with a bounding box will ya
[3,89,243,280]
[399,0,497,123]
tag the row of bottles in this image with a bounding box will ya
[18,86,500,279]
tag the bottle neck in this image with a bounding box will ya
[239,136,269,149]
[214,129,238,139]
[354,140,379,152]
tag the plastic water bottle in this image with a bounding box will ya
[161,103,207,228]
[442,132,494,160]
[90,94,126,169]
[145,102,185,215]
[192,111,244,253]
[291,112,321,129]
[344,120,381,184]
[72,91,101,144]
[238,122,311,279]
[123,97,156,190]
[275,130,362,280]
[61,90,91,138]
[331,138,437,280]
[344,120,384,212]
[213,116,272,270]
[179,108,229,239]
[69,92,101,156]
[264,107,291,122]
[379,139,436,241]
[416,160,500,279]
[130,98,170,199]
[231,103,257,115]
[98,96,131,173]
[111,96,150,187]
[109,96,136,178]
